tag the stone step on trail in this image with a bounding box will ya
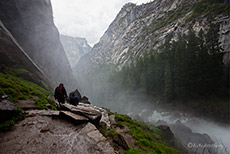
[59,111,89,124]
[61,103,102,125]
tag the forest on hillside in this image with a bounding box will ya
[79,23,229,123]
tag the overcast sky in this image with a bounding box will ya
[51,0,151,46]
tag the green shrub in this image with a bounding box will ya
[186,0,229,22]
[108,128,118,137]
[113,112,181,153]
[4,67,29,76]
[124,147,148,154]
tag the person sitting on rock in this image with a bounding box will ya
[69,93,79,106]
[68,89,81,106]
[54,83,67,105]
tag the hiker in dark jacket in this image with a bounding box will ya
[68,89,81,106]
[54,83,67,104]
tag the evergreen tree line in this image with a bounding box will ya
[112,24,227,101]
[79,23,228,105]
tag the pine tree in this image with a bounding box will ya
[164,62,175,100]
[204,23,224,95]
[140,72,147,92]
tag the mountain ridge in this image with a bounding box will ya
[76,0,229,73]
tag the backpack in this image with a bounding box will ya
[56,86,64,97]
[70,93,79,106]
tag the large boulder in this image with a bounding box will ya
[61,103,102,125]
[113,133,129,150]
[0,94,17,123]
[170,120,215,154]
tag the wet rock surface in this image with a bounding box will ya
[112,133,129,150]
[0,94,17,111]
[169,120,216,154]
[77,103,111,128]
[60,111,89,123]
[0,101,194,154]
[0,105,115,154]
[61,103,102,125]
[16,99,37,110]
[0,94,17,122]
[26,110,59,117]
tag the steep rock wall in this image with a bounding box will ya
[0,20,48,87]
[0,0,77,91]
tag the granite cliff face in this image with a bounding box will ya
[60,35,91,69]
[0,0,77,90]
[76,0,230,73]
[0,20,48,86]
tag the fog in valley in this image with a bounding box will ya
[76,73,230,154]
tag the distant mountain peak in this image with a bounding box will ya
[122,2,136,9]
[60,35,92,68]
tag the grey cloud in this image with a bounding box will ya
[51,0,151,46]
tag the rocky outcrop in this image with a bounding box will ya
[0,0,77,90]
[0,94,17,123]
[60,35,91,68]
[157,125,187,153]
[170,120,216,154]
[155,119,218,154]
[60,103,102,125]
[0,101,188,153]
[0,109,115,154]
[218,16,230,66]
[0,103,117,153]
[76,0,230,73]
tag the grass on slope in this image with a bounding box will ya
[0,67,57,109]
[0,71,56,110]
[0,68,56,131]
[104,110,181,154]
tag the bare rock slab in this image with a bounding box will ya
[0,115,115,154]
[61,104,102,125]
[60,111,89,124]
[72,103,111,128]
[26,110,59,117]
[16,99,36,110]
